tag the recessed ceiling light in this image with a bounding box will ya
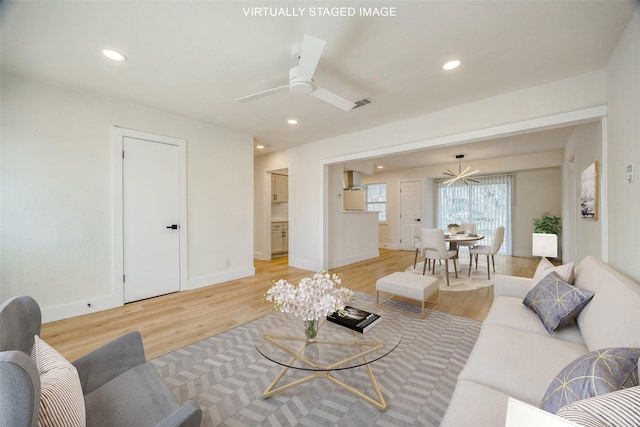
[442,60,461,71]
[102,49,127,62]
[256,144,266,150]
[287,119,298,125]
[377,165,384,169]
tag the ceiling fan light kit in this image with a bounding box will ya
[442,154,480,186]
[235,34,357,112]
[289,66,314,95]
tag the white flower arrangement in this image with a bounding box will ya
[264,272,354,321]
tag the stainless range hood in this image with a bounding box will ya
[343,171,365,190]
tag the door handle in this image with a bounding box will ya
[415,219,421,222]
[166,224,179,230]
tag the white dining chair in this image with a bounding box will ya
[457,222,478,259]
[421,228,458,286]
[460,222,476,234]
[468,226,505,279]
[410,223,426,270]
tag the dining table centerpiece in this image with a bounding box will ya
[447,223,460,235]
[264,272,354,341]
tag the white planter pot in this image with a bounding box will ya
[532,233,558,258]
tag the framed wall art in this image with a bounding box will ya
[580,161,598,220]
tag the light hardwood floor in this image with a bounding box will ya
[41,249,539,361]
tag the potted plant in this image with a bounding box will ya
[532,212,560,258]
[533,212,561,235]
[447,223,460,234]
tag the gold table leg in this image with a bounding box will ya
[261,331,389,411]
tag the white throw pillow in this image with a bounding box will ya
[532,257,575,285]
[31,335,86,427]
[557,386,640,427]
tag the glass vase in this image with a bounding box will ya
[304,319,319,341]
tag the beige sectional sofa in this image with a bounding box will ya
[441,256,640,426]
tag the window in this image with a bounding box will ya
[436,174,512,254]
[366,183,386,222]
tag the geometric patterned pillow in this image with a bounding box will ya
[523,271,594,334]
[541,348,640,414]
[556,386,640,427]
[31,335,86,427]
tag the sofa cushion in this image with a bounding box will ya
[523,272,594,334]
[440,380,509,427]
[83,362,182,427]
[458,324,588,405]
[533,257,575,285]
[573,256,640,351]
[485,296,585,345]
[541,347,640,414]
[556,386,640,427]
[31,335,86,427]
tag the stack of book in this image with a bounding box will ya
[327,306,381,333]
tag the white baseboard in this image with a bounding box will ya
[512,249,533,257]
[287,256,321,272]
[253,250,269,260]
[380,243,402,250]
[187,266,256,290]
[328,250,380,269]
[41,295,114,323]
[40,266,256,323]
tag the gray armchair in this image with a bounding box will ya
[0,296,202,427]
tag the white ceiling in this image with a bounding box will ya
[1,0,635,160]
[368,126,576,173]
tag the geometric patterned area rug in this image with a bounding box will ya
[151,292,481,426]
[406,260,498,292]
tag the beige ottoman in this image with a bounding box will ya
[376,272,440,318]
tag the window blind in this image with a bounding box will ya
[436,174,512,255]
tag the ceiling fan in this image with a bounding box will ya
[234,34,356,112]
[443,155,480,186]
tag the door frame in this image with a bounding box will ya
[399,179,423,250]
[111,126,188,307]
[264,167,290,261]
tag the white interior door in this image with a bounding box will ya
[123,137,180,303]
[400,180,422,250]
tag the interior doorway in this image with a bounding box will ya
[399,180,422,250]
[112,127,188,305]
[268,168,289,259]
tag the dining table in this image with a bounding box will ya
[445,233,484,258]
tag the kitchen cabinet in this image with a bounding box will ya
[271,173,288,203]
[343,188,365,211]
[271,222,288,255]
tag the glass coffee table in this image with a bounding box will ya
[254,313,402,411]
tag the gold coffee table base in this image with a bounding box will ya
[261,332,389,411]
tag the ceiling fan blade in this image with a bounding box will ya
[310,87,355,111]
[234,85,289,103]
[297,35,325,81]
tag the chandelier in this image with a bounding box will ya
[443,154,479,186]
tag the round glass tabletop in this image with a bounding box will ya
[254,312,402,372]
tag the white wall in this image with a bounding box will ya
[255,71,608,272]
[563,122,604,263]
[512,168,563,257]
[1,73,255,321]
[606,5,640,280]
[327,165,379,268]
